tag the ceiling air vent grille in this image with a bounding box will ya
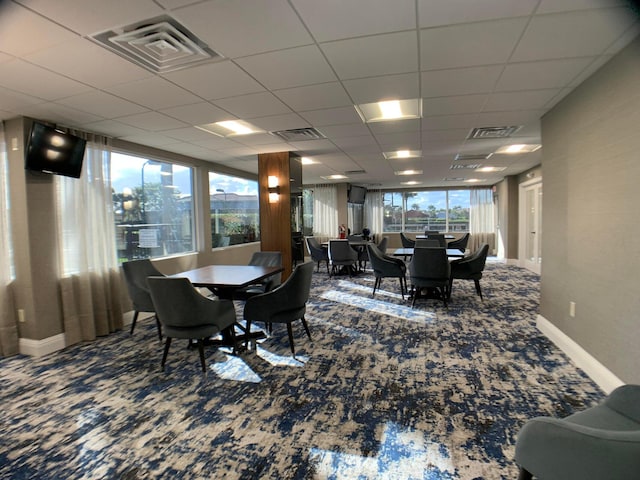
[454,153,492,161]
[270,128,326,142]
[450,164,482,170]
[468,126,521,139]
[344,169,366,175]
[91,15,222,73]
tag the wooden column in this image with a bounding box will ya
[258,151,293,279]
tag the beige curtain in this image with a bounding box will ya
[0,123,19,356]
[56,134,123,345]
[469,188,496,253]
[312,184,338,242]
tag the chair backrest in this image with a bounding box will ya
[425,233,446,247]
[409,247,450,281]
[122,259,163,311]
[306,237,328,260]
[415,238,439,248]
[400,232,416,248]
[377,236,388,254]
[464,243,490,273]
[147,276,214,328]
[328,239,357,262]
[291,232,305,261]
[276,261,315,309]
[249,251,283,289]
[424,230,439,235]
[448,232,470,251]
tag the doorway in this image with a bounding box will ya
[519,178,542,274]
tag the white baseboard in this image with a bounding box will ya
[19,333,66,357]
[536,315,624,394]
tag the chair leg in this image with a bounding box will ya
[448,277,454,300]
[398,276,404,299]
[197,339,206,372]
[161,336,172,370]
[244,320,252,351]
[286,322,296,357]
[372,277,380,297]
[155,316,162,343]
[130,311,139,334]
[518,467,533,480]
[474,279,483,300]
[300,315,312,341]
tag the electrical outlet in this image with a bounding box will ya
[569,302,576,318]
[18,309,25,323]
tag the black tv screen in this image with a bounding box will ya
[348,185,366,204]
[25,122,86,179]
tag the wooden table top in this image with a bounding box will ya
[171,265,283,289]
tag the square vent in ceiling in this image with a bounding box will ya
[91,15,222,73]
[270,128,326,142]
[450,164,482,170]
[454,153,492,161]
[344,169,366,175]
[468,126,521,139]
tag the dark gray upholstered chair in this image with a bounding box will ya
[424,230,440,235]
[233,251,282,300]
[377,236,389,254]
[291,232,305,266]
[425,233,446,247]
[515,384,640,480]
[305,237,329,273]
[122,259,163,341]
[415,238,440,248]
[408,247,450,307]
[448,243,489,300]
[400,232,416,248]
[367,243,407,299]
[243,261,314,356]
[328,239,358,277]
[447,232,470,252]
[147,276,238,372]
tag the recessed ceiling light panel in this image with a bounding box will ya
[355,99,422,123]
[394,169,423,176]
[383,150,421,159]
[494,144,541,154]
[196,120,264,137]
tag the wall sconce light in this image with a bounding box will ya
[268,175,280,203]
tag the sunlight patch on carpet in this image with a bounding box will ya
[256,346,308,367]
[321,290,435,322]
[210,354,262,383]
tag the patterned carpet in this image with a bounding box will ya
[0,262,603,479]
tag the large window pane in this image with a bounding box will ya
[404,191,447,232]
[447,190,470,232]
[209,172,259,247]
[383,192,403,232]
[112,152,194,262]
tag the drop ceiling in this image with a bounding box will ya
[0,0,638,189]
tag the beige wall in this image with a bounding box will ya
[540,35,640,383]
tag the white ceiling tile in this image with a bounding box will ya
[0,2,79,56]
[56,91,149,118]
[249,114,311,132]
[343,73,420,104]
[423,94,489,116]
[0,59,92,100]
[316,124,371,139]
[232,133,287,146]
[274,83,352,111]
[299,106,363,126]
[155,0,203,9]
[421,114,479,131]
[236,46,337,90]
[105,77,201,110]
[495,58,596,92]
[193,136,242,150]
[19,102,103,126]
[474,110,543,128]
[118,133,183,148]
[484,89,560,111]
[213,92,292,119]
[215,146,260,157]
[368,119,421,135]
[160,102,230,125]
[83,120,150,138]
[511,8,637,61]
[331,135,378,149]
[418,0,538,28]
[321,31,419,80]
[116,112,190,131]
[172,0,312,58]
[375,131,422,148]
[291,0,416,42]
[253,144,297,155]
[161,127,226,142]
[0,86,47,111]
[568,56,614,87]
[0,52,12,64]
[421,66,504,97]
[162,61,265,100]
[420,18,529,70]
[25,37,152,89]
[287,139,336,152]
[603,21,640,54]
[422,129,471,142]
[14,0,164,36]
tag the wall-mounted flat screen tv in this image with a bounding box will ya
[25,122,86,179]
[348,184,367,204]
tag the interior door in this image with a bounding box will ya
[519,179,542,274]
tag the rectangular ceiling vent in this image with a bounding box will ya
[450,164,482,170]
[444,177,465,182]
[344,169,366,175]
[91,15,223,73]
[454,153,492,161]
[468,126,521,139]
[270,128,326,142]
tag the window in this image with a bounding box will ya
[111,152,195,262]
[209,172,259,247]
[383,190,471,232]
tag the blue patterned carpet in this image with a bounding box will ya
[0,262,603,479]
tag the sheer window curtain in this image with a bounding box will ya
[469,188,496,253]
[56,135,123,345]
[312,184,338,242]
[0,123,19,356]
[364,190,384,242]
